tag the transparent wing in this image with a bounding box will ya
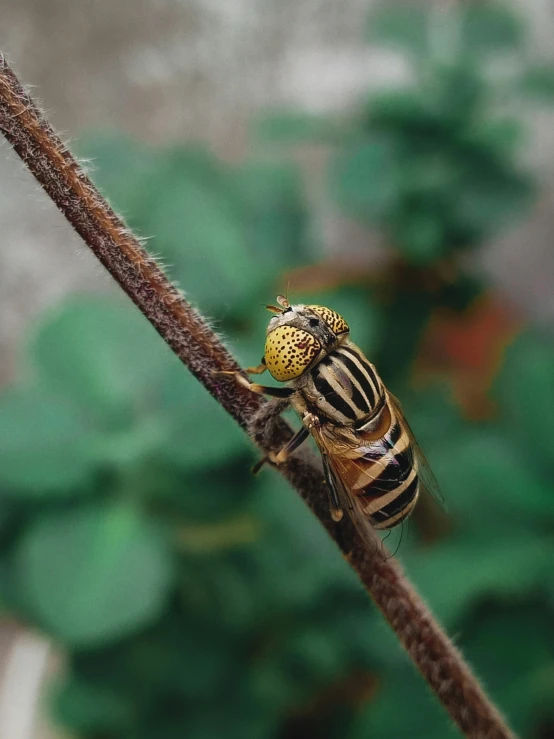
[310,427,384,556]
[388,394,446,511]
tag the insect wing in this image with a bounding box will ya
[310,427,383,555]
[388,394,446,511]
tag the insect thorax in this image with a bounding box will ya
[292,342,385,428]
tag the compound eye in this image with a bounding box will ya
[306,305,349,335]
[264,326,322,382]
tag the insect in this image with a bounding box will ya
[221,295,442,545]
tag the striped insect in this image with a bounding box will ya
[222,295,442,544]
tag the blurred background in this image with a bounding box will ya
[1,1,554,738]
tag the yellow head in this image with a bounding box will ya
[263,297,350,382]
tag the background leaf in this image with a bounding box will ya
[518,65,554,102]
[494,332,554,465]
[30,296,168,424]
[0,386,97,494]
[329,139,400,221]
[460,4,524,54]
[367,5,430,56]
[15,503,174,646]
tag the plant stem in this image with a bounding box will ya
[0,54,515,739]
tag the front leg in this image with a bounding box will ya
[214,369,306,472]
[244,381,305,472]
[215,370,295,399]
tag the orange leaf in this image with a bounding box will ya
[414,293,523,420]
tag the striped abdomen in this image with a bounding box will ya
[301,342,419,531]
[327,397,420,530]
[357,402,419,529]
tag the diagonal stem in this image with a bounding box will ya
[0,54,515,739]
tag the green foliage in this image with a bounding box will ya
[263,3,547,266]
[79,135,312,317]
[2,3,554,739]
[0,386,98,494]
[367,5,430,57]
[329,139,400,222]
[30,297,169,422]
[253,110,346,145]
[463,602,554,735]
[16,502,174,646]
[519,65,554,102]
[494,332,554,465]
[459,3,525,54]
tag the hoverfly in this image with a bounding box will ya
[223,296,442,546]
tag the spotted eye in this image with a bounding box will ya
[264,326,322,382]
[309,318,319,327]
[306,305,349,335]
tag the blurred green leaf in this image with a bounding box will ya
[435,273,485,312]
[71,607,242,702]
[79,137,301,319]
[367,5,430,56]
[463,602,554,736]
[374,290,434,383]
[518,65,554,102]
[399,383,465,450]
[351,663,451,739]
[28,295,249,475]
[53,676,134,734]
[460,3,524,54]
[165,465,252,524]
[329,139,400,221]
[250,472,360,609]
[0,500,8,539]
[139,147,258,315]
[78,131,159,220]
[410,535,554,625]
[494,332,554,465]
[179,556,262,634]
[161,696,278,739]
[30,296,168,424]
[366,90,447,136]
[454,119,524,156]
[427,65,486,123]
[453,165,535,242]
[432,428,554,525]
[0,386,96,494]
[391,209,447,263]
[233,159,310,274]
[16,502,174,646]
[253,110,345,145]
[155,360,248,472]
[281,626,351,687]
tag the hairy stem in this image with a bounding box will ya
[0,55,514,739]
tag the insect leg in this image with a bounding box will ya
[248,397,292,473]
[214,370,294,399]
[273,426,310,464]
[249,384,294,398]
[252,425,309,474]
[321,454,352,554]
[321,453,344,523]
[245,358,267,375]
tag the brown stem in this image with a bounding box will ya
[0,54,515,739]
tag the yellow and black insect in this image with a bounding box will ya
[225,295,441,539]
